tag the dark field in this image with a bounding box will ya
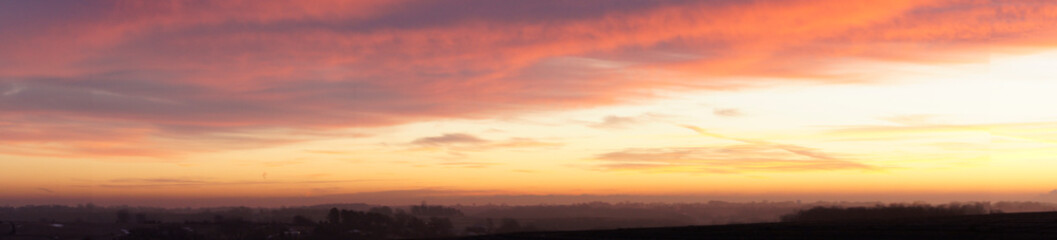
[457,211,1057,240]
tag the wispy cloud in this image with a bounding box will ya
[411,133,488,146]
[827,121,1057,144]
[588,113,668,129]
[304,150,352,155]
[110,178,208,184]
[589,115,642,129]
[712,108,743,117]
[490,138,563,148]
[259,159,307,167]
[409,133,561,150]
[437,161,499,168]
[98,177,374,189]
[681,125,838,160]
[407,133,561,168]
[594,146,876,174]
[592,125,879,173]
[0,112,361,160]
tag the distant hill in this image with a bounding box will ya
[454,211,1057,239]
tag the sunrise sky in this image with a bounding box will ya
[2,0,1057,207]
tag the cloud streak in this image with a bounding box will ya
[588,113,669,129]
[97,177,372,189]
[827,121,1057,144]
[411,133,488,146]
[712,108,743,117]
[594,146,876,174]
[409,133,561,150]
[407,133,561,168]
[592,125,878,173]
[681,125,838,161]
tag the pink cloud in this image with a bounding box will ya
[1,0,1055,158]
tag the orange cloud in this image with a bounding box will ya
[1,0,1055,158]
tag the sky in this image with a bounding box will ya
[2,0,1057,207]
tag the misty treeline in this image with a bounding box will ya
[0,203,373,224]
[781,202,998,222]
[2,201,1057,238]
[411,202,464,217]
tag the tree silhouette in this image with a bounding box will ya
[781,203,991,222]
[427,217,454,237]
[496,218,522,233]
[116,209,130,224]
[292,215,314,225]
[327,207,340,224]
